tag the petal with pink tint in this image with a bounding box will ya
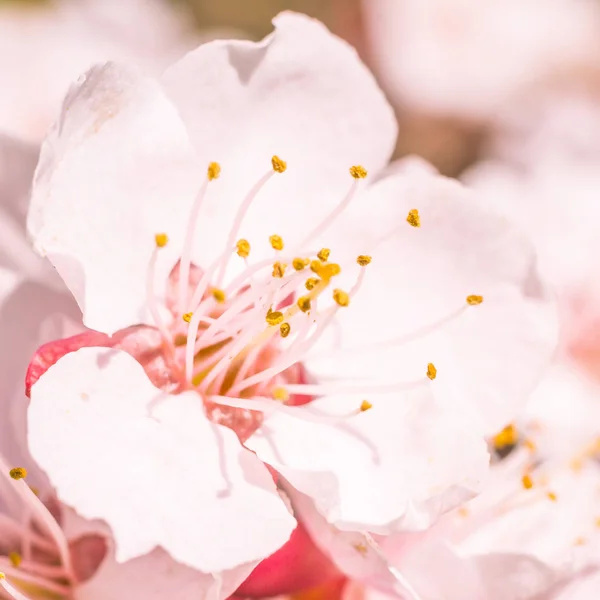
[161,11,397,268]
[28,62,200,335]
[28,347,296,574]
[246,388,489,534]
[305,166,557,435]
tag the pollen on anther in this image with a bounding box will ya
[155,233,168,247]
[272,387,289,402]
[547,491,557,502]
[280,322,291,338]
[8,552,21,568]
[407,209,421,228]
[467,295,484,306]
[9,467,27,480]
[212,288,226,303]
[236,239,251,258]
[182,312,193,323]
[266,309,284,326]
[349,165,367,179]
[297,296,311,313]
[272,155,287,173]
[0,573,5,580]
[305,277,319,291]
[207,162,221,181]
[270,234,284,251]
[293,257,309,271]
[493,424,518,449]
[360,400,373,412]
[272,261,287,278]
[317,248,331,262]
[333,289,350,307]
[320,263,341,279]
[426,363,437,380]
[522,474,534,490]
[357,255,372,266]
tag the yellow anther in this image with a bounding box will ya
[320,263,341,280]
[155,233,168,247]
[547,491,557,502]
[270,234,284,251]
[493,424,518,449]
[272,387,289,402]
[349,165,367,179]
[305,277,320,291]
[467,295,484,306]
[212,288,226,303]
[360,400,372,412]
[0,573,5,579]
[182,312,193,323]
[297,296,311,313]
[8,552,21,568]
[280,322,291,338]
[9,467,27,480]
[272,261,287,278]
[310,260,322,274]
[293,257,309,271]
[426,363,437,380]
[406,209,421,228]
[317,248,331,262]
[207,162,221,181]
[522,474,534,490]
[272,155,287,173]
[333,289,350,307]
[357,255,372,266]
[236,238,251,258]
[266,309,284,326]
[524,439,537,452]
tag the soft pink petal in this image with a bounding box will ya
[246,388,489,533]
[28,62,200,334]
[161,11,397,268]
[28,347,296,573]
[305,167,557,435]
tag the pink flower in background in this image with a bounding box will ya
[15,11,556,599]
[0,0,197,141]
[362,0,600,123]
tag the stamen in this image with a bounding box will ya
[270,235,284,251]
[467,295,484,305]
[319,263,342,280]
[214,157,285,287]
[212,288,226,303]
[305,277,320,290]
[280,322,291,338]
[357,254,372,266]
[0,573,31,600]
[297,296,311,313]
[493,424,518,449]
[426,363,437,380]
[406,209,421,228]
[297,167,367,248]
[8,468,26,481]
[178,163,221,313]
[272,387,289,402]
[522,474,534,490]
[236,239,251,258]
[293,257,309,271]
[360,400,373,412]
[266,309,284,326]
[8,553,20,568]
[272,262,287,278]
[182,312,193,323]
[333,289,350,307]
[317,248,330,262]
[547,491,557,501]
[147,237,175,349]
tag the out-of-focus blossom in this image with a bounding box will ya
[341,362,600,600]
[0,0,197,141]
[362,0,600,123]
[18,11,556,599]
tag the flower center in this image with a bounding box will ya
[145,157,370,440]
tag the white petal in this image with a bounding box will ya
[305,168,557,435]
[246,389,489,533]
[161,11,397,268]
[28,347,295,573]
[28,62,200,334]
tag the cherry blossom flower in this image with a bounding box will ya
[22,11,556,598]
[340,362,600,600]
[362,0,600,123]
